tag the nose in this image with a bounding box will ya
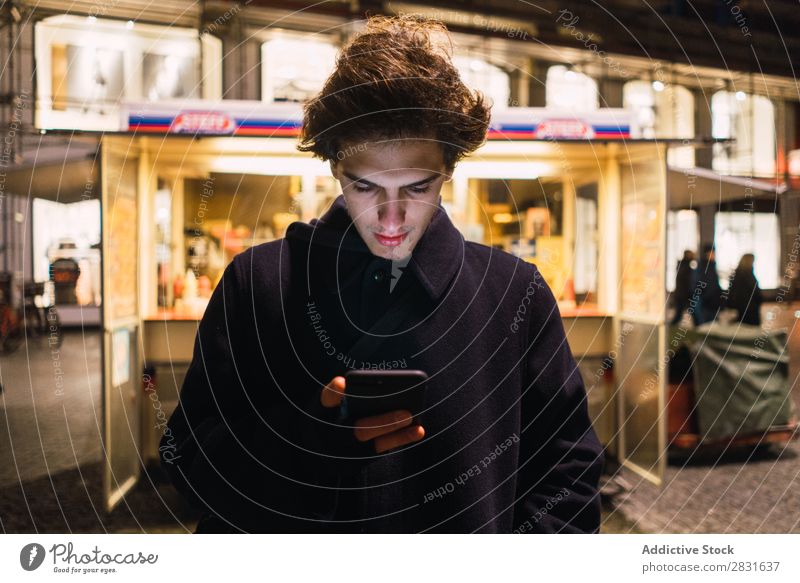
[378,195,405,232]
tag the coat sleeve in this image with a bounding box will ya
[512,266,604,533]
[159,255,346,532]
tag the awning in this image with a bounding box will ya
[668,165,787,209]
[1,137,99,203]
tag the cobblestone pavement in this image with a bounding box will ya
[602,303,800,533]
[0,330,103,488]
[3,306,800,533]
[0,462,199,533]
[0,330,196,533]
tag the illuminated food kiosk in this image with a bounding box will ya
[93,99,672,508]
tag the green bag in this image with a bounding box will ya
[687,322,795,442]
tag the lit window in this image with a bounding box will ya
[35,15,221,131]
[261,36,337,103]
[623,81,695,167]
[712,91,776,177]
[714,212,779,289]
[546,65,598,111]
[453,56,510,108]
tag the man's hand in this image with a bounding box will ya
[320,376,425,454]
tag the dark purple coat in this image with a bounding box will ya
[161,195,603,533]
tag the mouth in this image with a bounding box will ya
[374,232,409,247]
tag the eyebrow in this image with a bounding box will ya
[342,171,439,189]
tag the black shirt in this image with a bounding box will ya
[358,255,413,329]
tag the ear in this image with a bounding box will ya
[329,160,340,180]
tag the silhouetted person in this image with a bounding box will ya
[671,249,697,325]
[50,257,81,305]
[695,244,723,324]
[727,253,762,326]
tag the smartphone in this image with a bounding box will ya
[344,369,428,423]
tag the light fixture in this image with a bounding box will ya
[735,90,747,101]
[652,80,665,92]
[126,20,135,29]
[564,69,577,80]
[87,15,97,23]
[493,213,515,224]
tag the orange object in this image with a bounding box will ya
[562,277,576,305]
[173,274,184,300]
[198,275,212,298]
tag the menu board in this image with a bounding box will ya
[104,151,138,321]
[101,142,141,511]
[620,161,665,317]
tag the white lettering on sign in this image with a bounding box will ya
[534,119,593,139]
[171,112,235,134]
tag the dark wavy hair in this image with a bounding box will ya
[297,15,491,170]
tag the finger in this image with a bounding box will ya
[374,425,425,454]
[320,376,346,408]
[353,410,413,442]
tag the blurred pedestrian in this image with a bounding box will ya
[695,244,723,324]
[727,253,762,326]
[671,249,697,325]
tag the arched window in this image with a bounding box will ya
[453,56,511,108]
[712,91,776,176]
[623,81,695,167]
[546,65,598,111]
[715,211,780,289]
[623,80,657,138]
[261,36,337,103]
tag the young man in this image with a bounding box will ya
[162,15,603,533]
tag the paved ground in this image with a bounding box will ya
[0,330,198,533]
[0,330,103,488]
[601,302,800,533]
[1,306,799,533]
[0,462,199,533]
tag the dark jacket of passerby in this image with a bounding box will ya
[695,258,723,323]
[727,263,762,326]
[676,258,695,300]
[160,195,603,534]
[671,255,696,325]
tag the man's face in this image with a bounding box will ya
[332,139,451,260]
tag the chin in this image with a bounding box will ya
[370,243,413,261]
[372,247,404,260]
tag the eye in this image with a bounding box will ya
[351,183,373,193]
[408,185,431,195]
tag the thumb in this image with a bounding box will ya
[320,376,346,408]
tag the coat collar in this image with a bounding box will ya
[308,195,464,300]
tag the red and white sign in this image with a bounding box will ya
[170,111,235,134]
[534,118,593,139]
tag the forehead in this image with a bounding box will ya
[335,139,447,180]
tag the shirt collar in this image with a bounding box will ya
[315,195,464,301]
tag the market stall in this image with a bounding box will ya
[94,100,674,508]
